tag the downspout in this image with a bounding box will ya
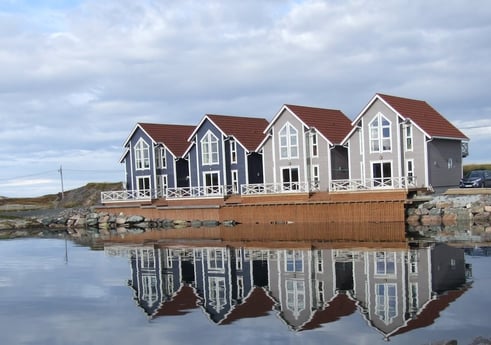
[222,135,227,194]
[129,142,134,191]
[425,136,433,189]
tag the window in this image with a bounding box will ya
[230,139,237,164]
[201,131,219,165]
[155,147,166,168]
[372,161,392,187]
[315,250,323,273]
[448,158,454,169]
[282,167,299,191]
[286,280,305,317]
[311,165,320,190]
[404,124,413,151]
[369,113,391,152]
[156,175,167,197]
[137,176,151,197]
[208,277,226,313]
[406,159,414,184]
[231,170,239,194]
[375,251,396,275]
[135,139,150,170]
[207,248,225,271]
[311,132,318,157]
[285,250,303,272]
[279,123,298,159]
[375,283,397,324]
[204,171,220,195]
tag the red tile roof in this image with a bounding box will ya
[153,285,200,318]
[139,123,195,157]
[206,114,269,151]
[220,287,275,325]
[301,293,357,331]
[378,94,469,140]
[285,104,352,144]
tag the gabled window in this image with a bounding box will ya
[369,113,391,152]
[279,123,298,159]
[230,139,237,164]
[201,131,219,165]
[404,124,413,151]
[135,139,150,170]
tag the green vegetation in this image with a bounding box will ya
[464,164,491,175]
[0,182,122,210]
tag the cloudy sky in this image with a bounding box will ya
[1,0,490,197]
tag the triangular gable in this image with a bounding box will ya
[343,93,468,144]
[123,123,195,158]
[258,104,351,150]
[186,114,269,155]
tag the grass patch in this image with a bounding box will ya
[464,164,491,175]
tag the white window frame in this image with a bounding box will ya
[406,159,414,184]
[375,283,397,324]
[281,166,300,191]
[375,251,396,276]
[230,139,237,164]
[286,279,306,318]
[156,174,168,197]
[137,176,151,197]
[285,250,303,272]
[404,124,413,151]
[135,139,150,170]
[231,169,239,194]
[312,164,320,190]
[208,276,226,313]
[207,248,225,272]
[201,131,219,165]
[311,132,318,157]
[369,113,392,153]
[279,122,299,159]
[203,171,220,195]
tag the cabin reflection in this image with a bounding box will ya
[106,237,470,339]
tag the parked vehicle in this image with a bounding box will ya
[459,170,491,188]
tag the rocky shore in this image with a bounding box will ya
[1,193,490,241]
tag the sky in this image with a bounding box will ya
[0,0,490,198]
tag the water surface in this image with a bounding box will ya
[0,233,489,345]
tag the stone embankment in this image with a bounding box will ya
[0,208,231,239]
[406,193,491,242]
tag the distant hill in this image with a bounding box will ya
[0,182,122,210]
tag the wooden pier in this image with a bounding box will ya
[97,189,408,224]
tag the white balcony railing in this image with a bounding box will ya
[101,177,417,202]
[165,186,225,199]
[329,176,417,191]
[101,189,153,203]
[241,182,315,195]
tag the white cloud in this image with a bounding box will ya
[1,0,490,197]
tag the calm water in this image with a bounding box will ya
[0,229,490,345]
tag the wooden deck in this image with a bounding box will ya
[97,189,408,224]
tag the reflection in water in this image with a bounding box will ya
[105,235,471,340]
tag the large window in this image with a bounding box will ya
[282,167,299,191]
[135,139,150,170]
[375,283,397,324]
[208,277,226,313]
[207,248,225,271]
[286,280,305,317]
[201,131,219,165]
[137,176,151,197]
[279,123,298,159]
[369,113,391,152]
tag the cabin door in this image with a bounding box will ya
[203,171,220,195]
[282,167,299,191]
[137,176,151,198]
[371,161,392,187]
